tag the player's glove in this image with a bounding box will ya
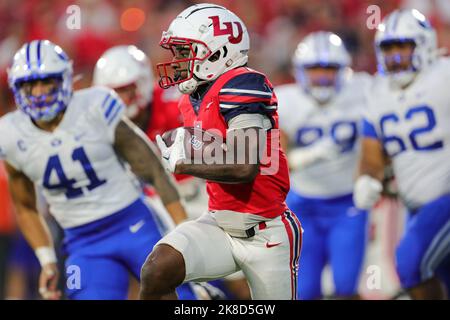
[156,128,186,173]
[288,139,341,170]
[353,175,383,209]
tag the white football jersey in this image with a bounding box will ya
[364,58,450,209]
[277,72,371,198]
[0,86,142,228]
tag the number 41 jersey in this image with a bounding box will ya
[363,58,450,209]
[0,87,141,228]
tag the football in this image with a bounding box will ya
[161,127,224,161]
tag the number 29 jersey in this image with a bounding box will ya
[0,87,141,228]
[277,72,371,198]
[363,58,450,209]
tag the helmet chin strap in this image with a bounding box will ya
[178,78,198,94]
[389,70,417,89]
[177,74,209,94]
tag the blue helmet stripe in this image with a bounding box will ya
[36,40,42,68]
[26,42,31,69]
[312,35,319,62]
[387,10,400,34]
[322,33,329,62]
[392,11,400,33]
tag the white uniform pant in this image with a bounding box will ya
[156,210,302,300]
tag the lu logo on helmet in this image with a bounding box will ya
[209,16,243,44]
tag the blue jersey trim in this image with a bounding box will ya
[362,118,378,139]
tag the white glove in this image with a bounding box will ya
[353,175,383,210]
[288,139,341,170]
[156,128,187,173]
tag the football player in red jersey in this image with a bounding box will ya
[140,3,302,300]
[93,45,205,222]
[93,45,247,300]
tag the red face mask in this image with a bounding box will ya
[157,36,212,89]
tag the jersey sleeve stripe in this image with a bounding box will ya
[104,99,118,119]
[219,94,273,105]
[101,93,111,109]
[107,104,124,125]
[219,88,273,96]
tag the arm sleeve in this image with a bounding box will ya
[218,72,278,125]
[227,113,272,130]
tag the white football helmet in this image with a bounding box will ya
[157,3,250,94]
[293,31,351,104]
[93,45,154,118]
[375,9,438,88]
[8,40,73,121]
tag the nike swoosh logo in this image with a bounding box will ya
[162,155,170,160]
[206,102,213,109]
[265,242,282,248]
[129,220,145,233]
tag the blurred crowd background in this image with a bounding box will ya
[0,0,449,299]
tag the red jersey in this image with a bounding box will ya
[178,67,290,218]
[145,85,184,140]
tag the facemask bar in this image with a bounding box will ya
[157,37,212,89]
[12,73,67,121]
[376,38,417,75]
[295,62,343,101]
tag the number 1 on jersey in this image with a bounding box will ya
[43,147,106,199]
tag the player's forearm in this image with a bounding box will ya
[5,162,55,254]
[114,118,186,222]
[14,206,53,250]
[151,166,183,205]
[128,139,183,205]
[288,147,323,170]
[164,201,187,225]
[114,118,182,203]
[175,163,258,183]
[357,161,384,181]
[151,165,188,222]
[357,138,386,181]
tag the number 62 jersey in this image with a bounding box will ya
[363,58,450,209]
[0,87,141,228]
